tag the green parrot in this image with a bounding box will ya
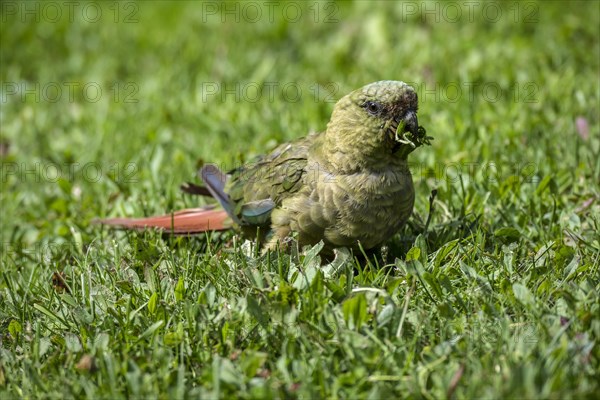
[101,81,432,254]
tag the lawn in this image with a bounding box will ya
[1,1,599,398]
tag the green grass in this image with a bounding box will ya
[1,1,599,398]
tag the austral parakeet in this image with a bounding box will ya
[101,81,432,254]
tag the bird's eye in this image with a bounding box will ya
[364,101,382,116]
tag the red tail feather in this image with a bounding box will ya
[98,208,230,234]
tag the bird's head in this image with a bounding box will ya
[325,81,432,162]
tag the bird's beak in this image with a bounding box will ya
[389,109,430,153]
[403,110,419,135]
